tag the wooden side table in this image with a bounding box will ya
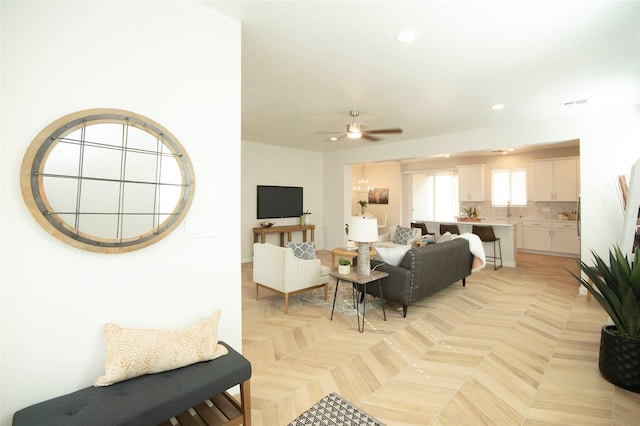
[329,270,389,332]
[252,224,315,246]
[331,247,377,270]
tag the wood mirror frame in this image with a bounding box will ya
[20,108,195,253]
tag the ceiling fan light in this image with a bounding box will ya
[347,132,362,139]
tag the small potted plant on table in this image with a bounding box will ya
[569,245,640,392]
[357,200,368,215]
[338,258,351,275]
[345,223,356,249]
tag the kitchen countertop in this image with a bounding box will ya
[426,217,577,227]
[430,218,522,227]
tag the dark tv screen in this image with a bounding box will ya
[257,185,303,219]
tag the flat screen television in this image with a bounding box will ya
[257,185,303,219]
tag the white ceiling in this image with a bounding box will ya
[206,1,640,153]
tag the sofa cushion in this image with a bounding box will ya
[393,226,414,244]
[94,310,227,386]
[286,241,316,259]
[374,244,411,266]
[13,341,250,426]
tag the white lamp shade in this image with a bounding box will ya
[349,216,378,242]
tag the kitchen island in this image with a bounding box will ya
[421,219,522,267]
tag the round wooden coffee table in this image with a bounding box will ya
[331,247,377,270]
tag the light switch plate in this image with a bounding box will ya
[185,220,216,238]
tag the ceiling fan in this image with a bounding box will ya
[312,108,402,142]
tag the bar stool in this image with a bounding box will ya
[472,225,503,270]
[439,224,460,236]
[411,222,428,235]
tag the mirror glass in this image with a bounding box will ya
[21,109,194,253]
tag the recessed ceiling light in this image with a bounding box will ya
[491,104,505,110]
[330,136,338,141]
[491,148,513,155]
[396,30,417,43]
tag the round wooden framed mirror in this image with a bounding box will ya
[20,108,195,253]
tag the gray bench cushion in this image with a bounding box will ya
[13,341,251,426]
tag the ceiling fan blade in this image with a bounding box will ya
[311,130,343,135]
[365,128,403,134]
[362,134,381,142]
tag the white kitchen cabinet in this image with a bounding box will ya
[521,220,580,255]
[531,158,579,201]
[551,221,580,254]
[515,222,523,249]
[458,165,485,201]
[522,221,551,251]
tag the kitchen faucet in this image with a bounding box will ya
[507,200,511,217]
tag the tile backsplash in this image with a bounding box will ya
[460,201,579,220]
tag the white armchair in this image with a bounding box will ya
[377,225,421,246]
[253,243,330,313]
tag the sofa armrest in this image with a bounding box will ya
[285,254,324,291]
[407,228,422,245]
[377,232,390,242]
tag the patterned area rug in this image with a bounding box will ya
[288,393,385,426]
[293,280,383,316]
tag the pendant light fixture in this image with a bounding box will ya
[353,163,373,192]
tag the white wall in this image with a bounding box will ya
[323,107,640,261]
[241,141,324,261]
[0,2,241,424]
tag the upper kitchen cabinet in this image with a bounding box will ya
[458,165,485,201]
[531,158,580,201]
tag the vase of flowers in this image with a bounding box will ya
[358,200,368,215]
[300,209,311,225]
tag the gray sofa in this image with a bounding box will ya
[366,238,473,317]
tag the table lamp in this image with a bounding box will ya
[348,216,379,275]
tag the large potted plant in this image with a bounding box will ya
[570,246,640,392]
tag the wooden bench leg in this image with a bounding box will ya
[240,379,251,426]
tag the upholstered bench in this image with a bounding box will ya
[13,341,251,426]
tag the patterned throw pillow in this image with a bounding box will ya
[286,241,316,259]
[94,309,227,386]
[393,226,414,245]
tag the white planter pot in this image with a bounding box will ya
[338,264,351,275]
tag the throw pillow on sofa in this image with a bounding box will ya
[286,241,316,259]
[393,226,414,244]
[437,231,453,243]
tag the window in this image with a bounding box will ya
[412,170,459,221]
[492,168,526,206]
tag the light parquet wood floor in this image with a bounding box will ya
[241,251,640,425]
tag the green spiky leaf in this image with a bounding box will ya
[569,246,640,340]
